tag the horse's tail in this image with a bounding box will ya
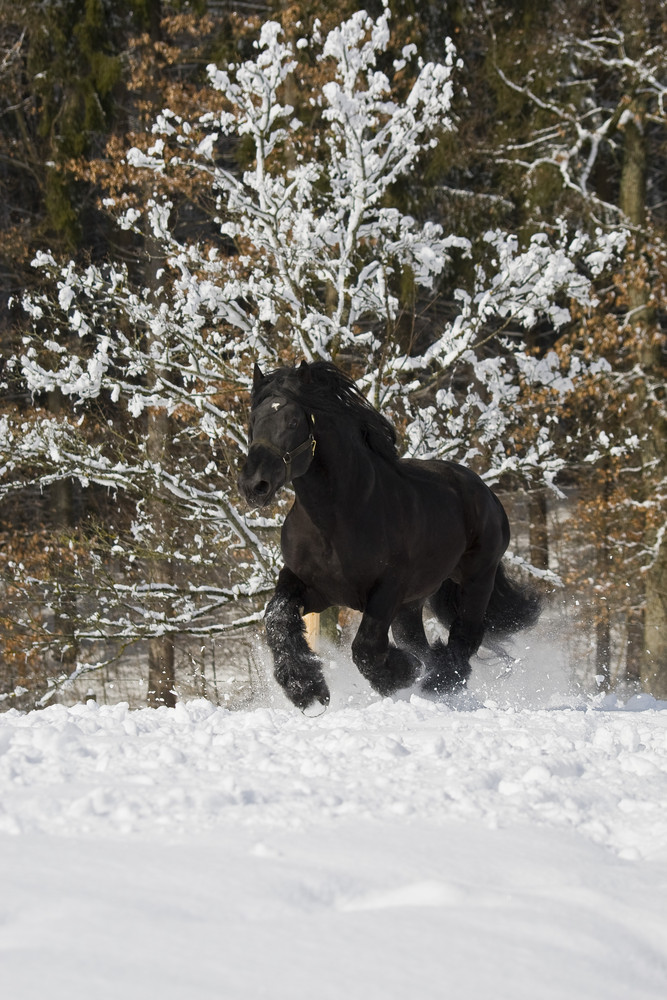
[484,562,541,635]
[431,563,541,638]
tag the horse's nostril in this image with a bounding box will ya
[254,480,270,496]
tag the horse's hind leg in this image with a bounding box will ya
[422,569,495,696]
[391,602,431,673]
[352,615,420,695]
[352,587,420,696]
[265,568,330,710]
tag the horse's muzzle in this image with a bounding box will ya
[238,450,282,507]
[239,480,275,507]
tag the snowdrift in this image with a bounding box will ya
[2,679,667,999]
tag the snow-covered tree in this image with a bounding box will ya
[480,0,667,695]
[2,2,624,704]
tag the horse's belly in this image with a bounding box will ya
[292,542,461,614]
[298,566,366,613]
[402,558,462,605]
[282,534,364,611]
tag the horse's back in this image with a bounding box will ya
[398,457,510,558]
[398,457,499,507]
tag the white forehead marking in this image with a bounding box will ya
[271,401,282,411]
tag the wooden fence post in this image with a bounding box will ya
[304,612,320,651]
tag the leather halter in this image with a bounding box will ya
[252,415,316,485]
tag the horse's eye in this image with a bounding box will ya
[288,417,299,430]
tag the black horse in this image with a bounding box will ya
[238,361,539,711]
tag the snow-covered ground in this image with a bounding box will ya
[2,634,667,1000]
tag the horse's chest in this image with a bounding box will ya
[281,512,377,608]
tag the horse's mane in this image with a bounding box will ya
[253,362,398,462]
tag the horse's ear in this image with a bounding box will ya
[253,363,264,391]
[298,359,312,382]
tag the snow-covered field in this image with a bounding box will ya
[2,636,667,1000]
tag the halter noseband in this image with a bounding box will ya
[252,414,316,485]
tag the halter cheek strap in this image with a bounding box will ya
[252,415,316,485]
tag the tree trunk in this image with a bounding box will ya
[145,403,176,708]
[643,558,667,698]
[48,390,78,667]
[593,467,613,690]
[619,1,667,697]
[49,478,78,666]
[625,609,643,685]
[528,488,549,572]
[147,634,175,705]
[140,3,176,705]
[595,605,611,692]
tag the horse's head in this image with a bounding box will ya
[238,364,316,507]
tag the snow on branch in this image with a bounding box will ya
[8,2,630,648]
[493,22,667,223]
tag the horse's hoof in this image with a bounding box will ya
[290,682,330,712]
[295,683,330,712]
[421,641,471,696]
[274,650,330,711]
[302,699,328,718]
[387,647,421,690]
[421,668,466,697]
[366,647,420,696]
[277,669,330,712]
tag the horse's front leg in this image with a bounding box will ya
[351,588,420,696]
[265,568,330,711]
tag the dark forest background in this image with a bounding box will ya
[1,0,665,708]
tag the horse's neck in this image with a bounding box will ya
[293,427,373,520]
